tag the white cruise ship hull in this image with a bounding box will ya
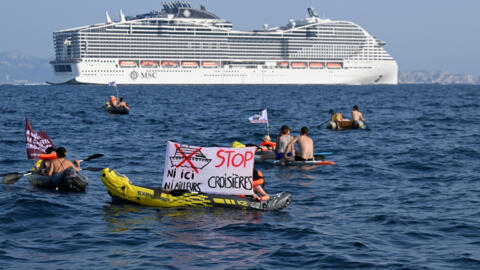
[49,60,397,85]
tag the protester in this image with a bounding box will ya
[116,97,130,109]
[285,126,314,161]
[258,125,294,162]
[34,147,57,176]
[329,109,345,130]
[259,135,276,151]
[252,168,270,201]
[109,96,118,107]
[351,105,366,128]
[47,147,80,176]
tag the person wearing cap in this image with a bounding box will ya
[285,126,314,161]
[47,147,81,176]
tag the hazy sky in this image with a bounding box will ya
[1,0,479,74]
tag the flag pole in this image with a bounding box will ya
[266,108,270,137]
[115,85,119,100]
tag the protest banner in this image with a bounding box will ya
[162,141,255,195]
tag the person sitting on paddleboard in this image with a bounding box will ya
[34,146,57,176]
[259,135,276,151]
[351,105,366,128]
[285,126,314,161]
[116,97,130,109]
[252,168,270,202]
[258,125,294,162]
[47,147,80,176]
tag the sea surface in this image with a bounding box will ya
[0,84,479,269]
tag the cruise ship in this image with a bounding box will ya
[49,2,398,85]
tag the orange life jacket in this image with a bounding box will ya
[253,170,265,187]
[109,97,117,106]
[259,141,276,148]
[238,169,265,197]
[39,152,57,160]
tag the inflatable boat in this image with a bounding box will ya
[326,120,366,130]
[101,168,291,211]
[104,103,129,115]
[28,167,88,192]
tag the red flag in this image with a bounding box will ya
[25,117,55,160]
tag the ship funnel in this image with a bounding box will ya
[120,9,126,22]
[105,11,112,24]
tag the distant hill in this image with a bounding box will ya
[0,51,479,85]
[399,70,480,85]
[0,52,51,84]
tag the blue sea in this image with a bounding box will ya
[0,84,479,269]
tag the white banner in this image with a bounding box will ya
[162,141,255,195]
[249,109,268,124]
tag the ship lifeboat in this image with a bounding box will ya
[119,60,137,67]
[181,61,199,68]
[278,62,289,68]
[327,62,343,69]
[291,62,307,69]
[201,61,218,68]
[309,62,324,69]
[161,61,178,68]
[140,60,159,67]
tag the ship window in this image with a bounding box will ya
[54,65,72,73]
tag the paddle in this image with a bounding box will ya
[79,153,104,162]
[1,153,104,185]
[317,120,330,128]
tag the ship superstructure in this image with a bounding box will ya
[50,2,398,85]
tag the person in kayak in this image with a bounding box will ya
[47,147,81,176]
[351,105,366,127]
[252,168,270,202]
[34,146,57,175]
[116,97,130,109]
[285,126,314,161]
[109,96,117,107]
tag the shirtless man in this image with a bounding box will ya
[48,147,80,176]
[351,105,365,122]
[116,97,130,109]
[285,126,314,161]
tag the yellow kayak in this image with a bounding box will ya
[100,168,291,211]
